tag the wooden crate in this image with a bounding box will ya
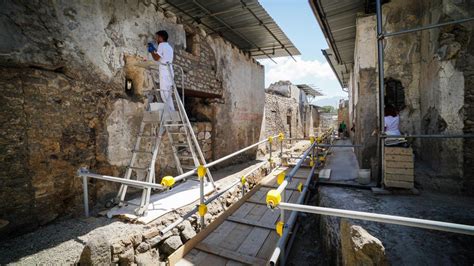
[384,147,414,189]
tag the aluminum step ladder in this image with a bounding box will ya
[116,63,216,216]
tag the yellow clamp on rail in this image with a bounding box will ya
[319,156,326,162]
[309,158,314,167]
[277,171,286,185]
[266,189,281,208]
[197,165,206,179]
[241,176,247,185]
[276,221,285,237]
[268,136,274,144]
[278,132,284,142]
[297,182,303,192]
[309,136,315,144]
[317,136,322,144]
[198,203,207,217]
[161,176,175,188]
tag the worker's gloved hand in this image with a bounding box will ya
[147,42,156,53]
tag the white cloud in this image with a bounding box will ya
[258,56,336,87]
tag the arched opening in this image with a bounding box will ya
[384,77,405,111]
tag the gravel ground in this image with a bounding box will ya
[0,217,143,265]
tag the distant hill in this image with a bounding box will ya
[312,96,347,108]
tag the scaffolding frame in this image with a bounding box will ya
[264,133,474,266]
[375,0,474,186]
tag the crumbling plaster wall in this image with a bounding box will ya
[352,15,379,176]
[417,0,473,192]
[0,0,264,237]
[209,37,264,164]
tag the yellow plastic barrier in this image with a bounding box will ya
[197,165,206,179]
[161,176,175,187]
[266,189,281,207]
[198,203,207,217]
[276,221,284,236]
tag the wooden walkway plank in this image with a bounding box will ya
[237,227,272,257]
[256,231,279,259]
[219,223,254,251]
[174,164,314,265]
[244,203,269,222]
[195,242,267,265]
[226,216,275,230]
[232,202,256,218]
[202,220,238,246]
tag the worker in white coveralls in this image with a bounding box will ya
[148,30,175,112]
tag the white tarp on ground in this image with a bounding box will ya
[106,180,214,224]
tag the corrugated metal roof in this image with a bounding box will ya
[309,0,367,88]
[322,48,351,88]
[309,0,365,66]
[296,84,324,97]
[159,0,300,60]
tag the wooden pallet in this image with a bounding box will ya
[169,166,313,265]
[384,147,414,189]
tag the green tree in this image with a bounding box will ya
[320,105,336,113]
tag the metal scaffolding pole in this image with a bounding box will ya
[277,202,474,236]
[376,0,385,187]
[269,163,317,265]
[382,134,474,139]
[384,17,474,38]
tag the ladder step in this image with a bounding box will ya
[164,124,186,127]
[179,156,195,160]
[174,143,189,147]
[128,166,149,171]
[133,149,153,154]
[169,132,186,135]
[181,165,197,170]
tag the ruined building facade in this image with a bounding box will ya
[262,81,320,140]
[0,1,265,236]
[315,0,474,193]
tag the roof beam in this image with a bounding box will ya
[240,0,297,62]
[192,0,277,63]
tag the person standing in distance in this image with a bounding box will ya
[148,30,175,112]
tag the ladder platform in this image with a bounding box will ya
[164,123,186,127]
[174,143,189,148]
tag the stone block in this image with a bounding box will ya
[136,242,150,253]
[159,235,183,256]
[198,132,205,140]
[143,227,160,240]
[118,245,135,265]
[78,233,112,265]
[340,219,388,266]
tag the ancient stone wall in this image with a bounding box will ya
[415,0,472,192]
[0,0,264,237]
[263,92,304,140]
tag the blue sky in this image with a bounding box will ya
[258,0,347,106]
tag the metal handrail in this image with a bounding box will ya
[381,134,474,139]
[158,161,268,236]
[173,135,279,183]
[76,134,279,216]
